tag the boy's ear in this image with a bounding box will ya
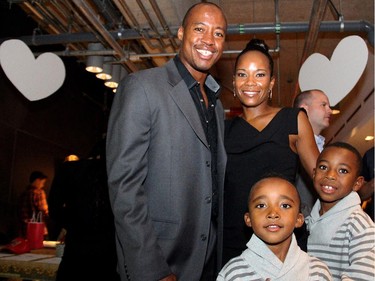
[244,212,252,227]
[295,213,304,229]
[353,176,365,192]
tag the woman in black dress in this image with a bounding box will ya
[222,39,319,265]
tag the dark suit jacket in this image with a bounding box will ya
[106,59,227,281]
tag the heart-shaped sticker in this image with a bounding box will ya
[0,39,65,101]
[299,35,368,106]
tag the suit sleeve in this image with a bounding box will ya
[106,74,171,280]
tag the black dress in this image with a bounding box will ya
[223,107,301,265]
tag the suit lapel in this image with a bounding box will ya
[165,60,209,148]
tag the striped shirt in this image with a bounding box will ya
[307,192,375,281]
[217,234,332,281]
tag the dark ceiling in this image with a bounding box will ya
[1,0,373,103]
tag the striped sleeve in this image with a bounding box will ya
[309,256,333,280]
[342,212,375,280]
[309,211,375,280]
[217,257,264,281]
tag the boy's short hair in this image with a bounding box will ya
[29,171,47,184]
[322,142,363,176]
[248,172,301,211]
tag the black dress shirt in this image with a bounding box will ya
[174,56,220,218]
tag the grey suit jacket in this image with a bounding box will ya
[106,59,227,281]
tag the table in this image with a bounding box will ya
[0,247,60,281]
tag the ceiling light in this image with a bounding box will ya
[331,104,340,115]
[96,56,112,80]
[365,136,374,141]
[64,154,79,162]
[85,43,104,73]
[111,68,127,93]
[105,64,121,88]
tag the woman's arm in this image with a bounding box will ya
[296,111,320,179]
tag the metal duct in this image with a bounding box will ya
[3,20,373,48]
[71,0,138,72]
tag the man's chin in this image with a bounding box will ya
[195,55,220,69]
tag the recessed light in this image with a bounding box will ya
[365,136,374,141]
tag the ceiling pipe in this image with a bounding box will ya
[45,0,94,52]
[56,0,87,27]
[300,0,328,66]
[274,0,281,105]
[135,0,169,50]
[5,20,373,47]
[22,2,60,35]
[112,0,163,50]
[294,0,328,99]
[225,21,374,45]
[20,0,97,52]
[71,0,138,72]
[91,0,120,29]
[273,0,281,52]
[46,1,75,32]
[31,3,63,32]
[148,0,179,52]
[89,0,153,67]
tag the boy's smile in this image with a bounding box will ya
[313,146,364,214]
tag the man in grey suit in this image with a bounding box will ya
[106,3,227,281]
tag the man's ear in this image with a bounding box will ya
[177,26,184,41]
[244,212,252,227]
[353,176,365,192]
[295,213,304,229]
[300,104,308,113]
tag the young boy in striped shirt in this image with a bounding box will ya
[218,175,332,280]
[306,142,375,280]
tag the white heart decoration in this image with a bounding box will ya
[299,35,368,106]
[0,39,65,101]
